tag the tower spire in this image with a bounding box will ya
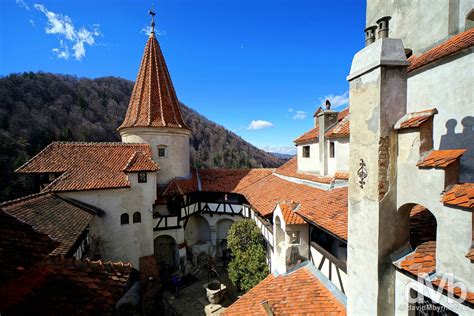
[148,5,156,35]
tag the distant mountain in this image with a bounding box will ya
[0,72,284,202]
[269,152,295,161]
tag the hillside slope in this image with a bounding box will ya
[0,72,283,201]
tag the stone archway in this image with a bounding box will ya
[216,219,234,256]
[154,235,179,273]
[184,214,211,246]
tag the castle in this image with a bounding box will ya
[1,0,473,314]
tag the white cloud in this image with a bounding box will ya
[29,19,35,27]
[288,108,294,112]
[292,110,306,120]
[16,0,30,10]
[141,26,167,36]
[260,145,297,155]
[247,120,273,130]
[319,91,349,108]
[34,4,100,61]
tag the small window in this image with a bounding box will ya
[120,213,129,225]
[138,172,147,183]
[329,142,335,158]
[133,212,141,223]
[158,147,166,157]
[302,146,310,158]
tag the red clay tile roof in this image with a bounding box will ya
[241,174,348,240]
[1,256,132,314]
[275,157,333,184]
[442,183,474,209]
[326,117,350,138]
[417,149,467,168]
[161,169,199,196]
[400,241,436,276]
[16,142,156,192]
[431,277,474,305]
[0,210,59,283]
[408,28,474,72]
[224,266,346,315]
[118,33,189,131]
[199,168,274,193]
[279,202,306,225]
[399,205,437,276]
[335,172,349,180]
[395,108,438,130]
[294,126,319,145]
[338,107,349,121]
[0,192,95,256]
[123,151,158,172]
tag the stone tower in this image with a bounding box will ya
[346,20,410,314]
[119,20,191,185]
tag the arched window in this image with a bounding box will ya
[133,212,141,223]
[120,213,129,225]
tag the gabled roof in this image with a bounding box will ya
[293,126,319,145]
[241,174,348,240]
[275,157,333,184]
[279,202,305,225]
[442,183,474,209]
[408,28,474,73]
[417,149,466,168]
[160,169,199,196]
[199,168,274,193]
[224,265,346,315]
[16,142,157,192]
[0,192,95,256]
[118,33,189,131]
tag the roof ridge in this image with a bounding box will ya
[0,191,54,208]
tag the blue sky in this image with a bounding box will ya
[0,0,366,154]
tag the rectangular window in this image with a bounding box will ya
[329,142,335,158]
[138,172,147,183]
[302,146,310,158]
[158,147,166,157]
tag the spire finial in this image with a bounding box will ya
[148,5,156,35]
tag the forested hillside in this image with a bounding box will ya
[0,72,283,202]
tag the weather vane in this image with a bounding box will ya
[148,5,156,34]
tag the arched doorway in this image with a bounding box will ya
[154,235,179,273]
[216,219,234,256]
[184,214,211,246]
[398,204,438,276]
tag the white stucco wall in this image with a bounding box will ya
[397,130,473,291]
[328,138,350,176]
[366,0,474,54]
[407,51,474,182]
[120,127,191,184]
[297,142,320,173]
[59,172,157,268]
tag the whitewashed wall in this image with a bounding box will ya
[328,138,350,176]
[60,172,157,268]
[297,142,320,173]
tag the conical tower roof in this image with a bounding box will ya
[118,32,189,131]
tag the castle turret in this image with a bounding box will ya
[119,11,191,185]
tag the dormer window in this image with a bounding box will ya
[157,146,166,158]
[302,146,310,158]
[138,172,147,183]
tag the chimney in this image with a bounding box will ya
[318,100,339,176]
[364,25,377,46]
[376,16,391,39]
